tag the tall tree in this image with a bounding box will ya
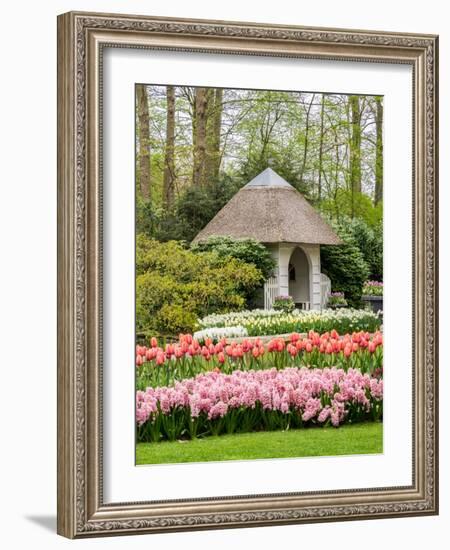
[192,87,209,187]
[136,84,151,201]
[349,95,362,194]
[374,96,383,205]
[258,94,283,166]
[205,88,223,182]
[317,94,326,202]
[349,95,362,218]
[299,94,315,185]
[163,85,176,207]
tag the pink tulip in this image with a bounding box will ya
[287,344,297,357]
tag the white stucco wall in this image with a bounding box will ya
[300,244,321,310]
[265,243,322,310]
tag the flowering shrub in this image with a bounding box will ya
[198,308,381,336]
[193,326,248,343]
[136,367,383,442]
[136,330,383,389]
[363,280,383,297]
[327,292,348,307]
[273,295,295,313]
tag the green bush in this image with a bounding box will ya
[321,216,382,282]
[136,235,262,336]
[191,236,275,280]
[321,221,370,308]
[153,175,241,243]
[344,217,383,281]
[155,305,199,336]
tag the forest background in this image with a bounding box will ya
[135,85,384,336]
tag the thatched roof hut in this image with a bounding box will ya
[192,168,341,311]
[192,168,341,245]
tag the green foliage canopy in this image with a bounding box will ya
[320,189,382,228]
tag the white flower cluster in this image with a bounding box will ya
[198,309,289,328]
[193,325,248,342]
[198,308,381,337]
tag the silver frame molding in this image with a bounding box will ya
[57,11,439,538]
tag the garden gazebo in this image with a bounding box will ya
[192,168,341,310]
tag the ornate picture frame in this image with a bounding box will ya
[57,11,438,538]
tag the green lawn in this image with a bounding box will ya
[136,422,382,465]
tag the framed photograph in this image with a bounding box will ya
[57,11,439,538]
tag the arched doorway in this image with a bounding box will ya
[288,247,311,310]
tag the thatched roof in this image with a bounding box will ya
[192,168,342,245]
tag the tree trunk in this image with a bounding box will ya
[136,84,151,201]
[349,95,362,194]
[205,88,223,182]
[374,96,383,205]
[317,94,325,202]
[163,85,176,208]
[192,88,209,187]
[299,94,315,185]
[349,95,362,218]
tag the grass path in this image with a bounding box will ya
[136,422,382,465]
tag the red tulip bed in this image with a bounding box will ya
[136,330,383,443]
[136,330,383,389]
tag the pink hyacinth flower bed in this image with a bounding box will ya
[136,366,383,443]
